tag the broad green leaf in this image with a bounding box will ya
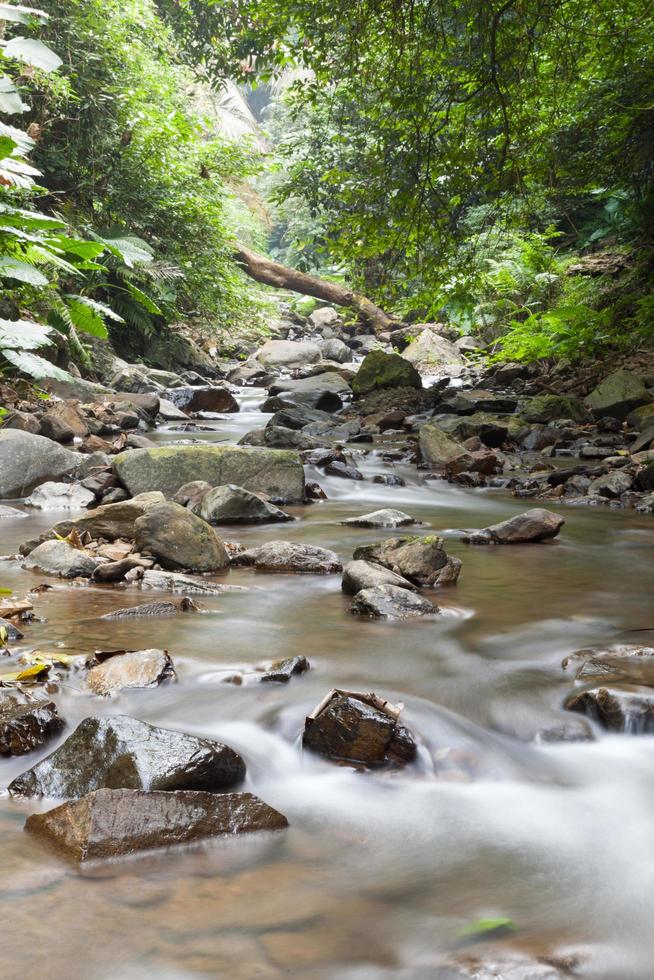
[0,135,17,157]
[0,256,48,284]
[0,202,61,229]
[458,917,516,939]
[0,121,33,153]
[0,318,52,350]
[49,237,105,260]
[1,348,72,381]
[66,294,124,321]
[3,36,62,72]
[65,298,108,338]
[0,3,49,23]
[0,74,27,114]
[101,235,154,267]
[0,587,11,595]
[125,282,162,315]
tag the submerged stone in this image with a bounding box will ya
[566,686,654,733]
[260,656,310,683]
[340,509,420,528]
[9,715,245,798]
[25,788,288,862]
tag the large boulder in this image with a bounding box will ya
[462,508,564,544]
[341,559,417,595]
[352,350,422,397]
[9,715,245,798]
[419,422,467,468]
[351,584,437,619]
[522,394,590,424]
[196,484,292,525]
[24,539,101,578]
[308,306,341,331]
[232,540,342,574]
[354,535,459,587]
[87,649,176,696]
[267,371,352,404]
[26,788,288,862]
[303,693,417,767]
[0,693,64,756]
[431,411,525,447]
[254,339,321,370]
[134,501,229,572]
[317,337,350,363]
[161,386,239,414]
[113,446,305,504]
[584,370,649,420]
[52,491,164,541]
[0,430,80,498]
[400,329,466,376]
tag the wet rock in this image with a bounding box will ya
[134,501,230,572]
[140,569,245,594]
[113,445,305,504]
[0,430,80,498]
[585,369,649,420]
[342,559,417,595]
[196,484,292,525]
[87,649,176,696]
[588,469,634,498]
[353,535,458,587]
[419,422,467,468]
[102,598,198,620]
[440,952,581,980]
[24,481,95,510]
[39,413,76,443]
[261,425,325,451]
[522,394,590,423]
[301,447,345,468]
[260,656,310,683]
[100,487,129,505]
[9,715,246,798]
[24,540,101,578]
[302,692,417,767]
[635,462,654,492]
[158,397,191,421]
[25,788,288,862]
[232,541,342,574]
[566,686,654,733]
[162,385,239,414]
[266,404,333,430]
[372,473,406,486]
[462,508,564,544]
[52,491,165,541]
[400,329,467,377]
[352,350,422,396]
[562,644,654,686]
[324,460,364,480]
[0,693,64,756]
[351,584,437,619]
[432,412,525,448]
[441,389,517,415]
[254,339,321,370]
[535,718,594,743]
[630,425,654,453]
[340,508,420,529]
[305,480,327,500]
[521,424,561,451]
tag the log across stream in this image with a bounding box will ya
[1,387,654,978]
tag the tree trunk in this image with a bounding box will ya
[232,244,396,335]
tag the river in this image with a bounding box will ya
[1,387,653,978]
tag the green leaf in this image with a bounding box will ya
[0,135,17,158]
[3,36,62,72]
[124,282,162,315]
[100,235,154,267]
[0,256,48,285]
[0,318,52,350]
[65,299,108,338]
[0,121,33,153]
[458,917,516,940]
[1,348,71,381]
[0,74,28,114]
[49,237,105,260]
[0,202,61,229]
[0,4,49,24]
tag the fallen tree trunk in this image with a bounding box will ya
[232,244,396,335]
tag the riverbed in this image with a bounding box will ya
[1,388,654,978]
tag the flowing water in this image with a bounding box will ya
[2,389,654,979]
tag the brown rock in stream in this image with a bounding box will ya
[0,693,64,756]
[461,508,564,544]
[566,686,654,733]
[101,598,199,620]
[303,691,417,767]
[25,788,288,862]
[86,649,176,696]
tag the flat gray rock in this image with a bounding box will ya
[25,481,95,511]
[341,508,420,528]
[350,584,437,619]
[232,540,342,574]
[24,539,101,578]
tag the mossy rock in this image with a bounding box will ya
[584,370,649,420]
[522,394,590,424]
[352,350,422,397]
